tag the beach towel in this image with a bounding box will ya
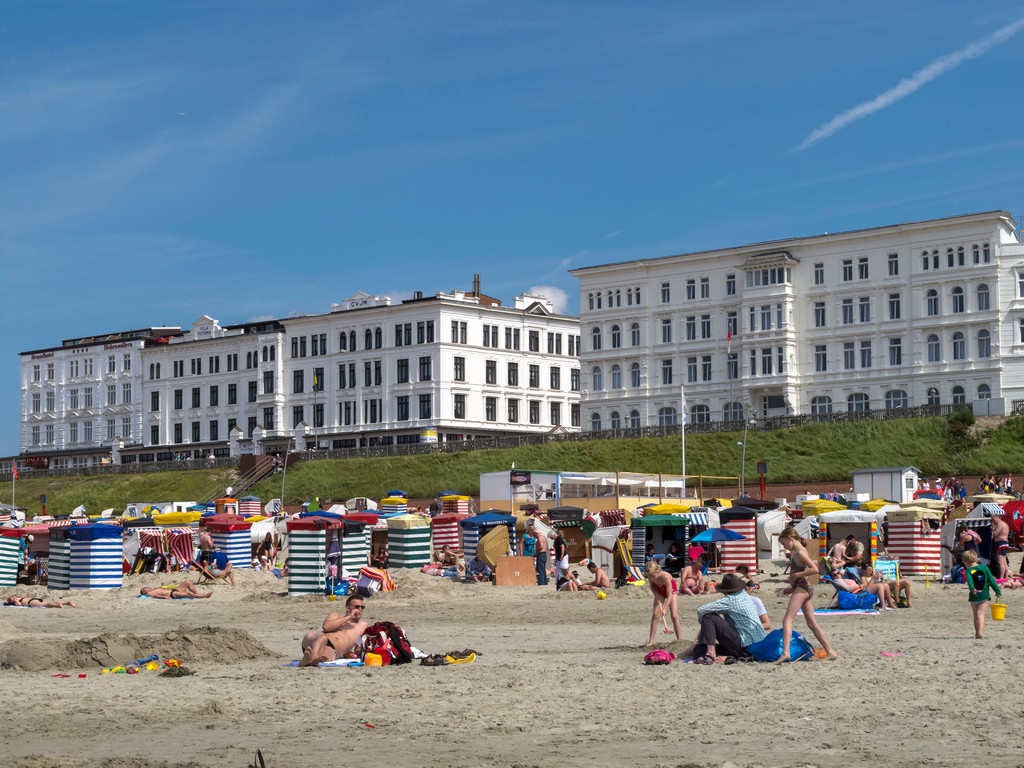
[137,595,193,600]
[798,608,879,616]
[282,658,364,667]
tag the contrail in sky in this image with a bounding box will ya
[794,15,1024,152]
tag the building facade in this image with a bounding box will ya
[18,283,581,465]
[570,211,1024,429]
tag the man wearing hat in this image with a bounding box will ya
[683,573,767,664]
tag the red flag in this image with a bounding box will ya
[727,330,732,354]
[12,466,18,480]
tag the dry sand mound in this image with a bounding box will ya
[0,626,278,671]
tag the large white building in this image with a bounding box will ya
[18,279,581,466]
[570,211,1024,429]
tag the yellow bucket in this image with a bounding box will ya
[364,653,383,667]
[991,603,1007,621]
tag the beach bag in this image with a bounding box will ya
[747,629,815,662]
[363,621,414,665]
[837,590,878,610]
[361,625,394,665]
[643,649,675,665]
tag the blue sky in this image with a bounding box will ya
[3,2,1024,455]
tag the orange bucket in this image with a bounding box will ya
[364,653,383,666]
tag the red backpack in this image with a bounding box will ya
[363,621,414,665]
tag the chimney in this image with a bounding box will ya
[473,274,481,296]
[414,291,423,300]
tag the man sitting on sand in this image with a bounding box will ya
[300,595,368,667]
[681,573,767,664]
[578,561,610,591]
[140,580,214,599]
[4,595,77,608]
[436,545,459,567]
[467,554,492,583]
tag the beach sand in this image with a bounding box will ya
[0,564,1021,768]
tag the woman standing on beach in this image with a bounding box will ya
[777,527,837,662]
[644,560,682,645]
[962,550,1001,639]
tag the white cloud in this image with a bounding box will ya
[795,15,1024,152]
[528,284,570,314]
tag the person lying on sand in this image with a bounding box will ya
[140,581,214,599]
[4,595,77,608]
[300,595,368,667]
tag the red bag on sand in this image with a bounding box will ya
[643,650,675,665]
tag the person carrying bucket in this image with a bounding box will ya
[962,550,1002,639]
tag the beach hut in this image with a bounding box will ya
[380,495,408,514]
[755,507,789,560]
[719,509,758,574]
[940,508,990,576]
[630,515,690,565]
[460,512,517,559]
[214,497,239,516]
[0,529,20,587]
[886,506,943,576]
[816,510,884,569]
[552,518,596,562]
[431,512,467,554]
[441,494,471,515]
[204,514,253,570]
[591,525,628,580]
[238,496,262,516]
[387,514,431,568]
[66,524,123,590]
[47,528,72,590]
[286,516,344,595]
[851,467,921,504]
[338,520,369,575]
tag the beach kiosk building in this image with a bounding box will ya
[851,467,921,504]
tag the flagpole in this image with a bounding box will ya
[680,384,686,499]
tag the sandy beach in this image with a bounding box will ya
[1,563,1021,768]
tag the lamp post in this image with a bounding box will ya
[278,437,295,514]
[738,411,756,497]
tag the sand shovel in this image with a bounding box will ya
[661,609,672,634]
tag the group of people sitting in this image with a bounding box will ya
[825,535,912,610]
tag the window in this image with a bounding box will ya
[889,337,902,366]
[815,345,827,372]
[609,325,622,349]
[842,260,853,281]
[529,400,540,424]
[122,383,131,403]
[263,370,274,394]
[485,360,496,385]
[508,399,519,422]
[630,323,641,347]
[745,267,791,288]
[453,356,465,382]
[571,368,580,391]
[31,393,40,413]
[843,342,855,370]
[726,312,737,336]
[661,282,670,303]
[860,340,872,369]
[529,364,541,388]
[947,248,955,268]
[760,305,772,331]
[978,383,992,400]
[590,413,601,431]
[814,302,825,328]
[453,394,466,419]
[292,406,304,428]
[977,284,990,311]
[657,407,677,426]
[952,287,964,313]
[859,297,870,323]
[396,358,409,383]
[293,370,305,393]
[592,327,602,351]
[662,319,673,343]
[858,257,868,280]
[760,348,773,375]
[700,315,711,339]
[885,390,908,410]
[841,299,853,325]
[811,396,832,418]
[927,334,940,362]
[691,404,710,423]
[889,293,901,320]
[248,381,258,402]
[952,332,965,361]
[978,329,991,358]
[47,390,55,410]
[686,280,695,300]
[419,394,432,419]
[984,244,991,263]
[628,410,641,428]
[888,253,899,276]
[727,353,738,380]
[173,423,183,443]
[550,402,561,426]
[396,396,409,421]
[209,385,219,406]
[814,263,824,285]
[926,290,939,316]
[726,274,736,295]
[70,388,79,409]
[550,367,561,390]
[485,397,497,422]
[611,364,622,389]
[661,360,672,385]
[228,383,237,405]
[700,277,709,299]
[685,317,695,340]
[591,367,603,391]
[419,356,432,381]
[529,330,540,352]
[150,391,160,411]
[701,356,711,381]
[952,385,966,406]
[848,393,870,412]
[630,362,641,388]
[610,411,621,429]
[263,407,275,430]
[508,362,519,387]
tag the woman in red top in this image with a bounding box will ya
[645,560,682,645]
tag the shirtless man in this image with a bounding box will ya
[578,561,611,591]
[300,594,368,667]
[436,545,459,567]
[139,580,213,599]
[679,555,709,595]
[991,513,1011,579]
[197,527,215,571]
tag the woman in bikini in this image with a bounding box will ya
[644,560,682,645]
[4,595,77,608]
[777,527,837,662]
[139,580,214,599]
[678,555,709,595]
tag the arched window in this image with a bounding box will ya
[262,346,269,362]
[375,328,382,349]
[691,404,710,423]
[339,332,347,351]
[628,410,641,428]
[611,364,622,390]
[591,366,603,392]
[246,351,253,368]
[926,387,940,406]
[610,411,621,429]
[630,322,641,346]
[588,293,594,310]
[149,363,155,379]
[951,286,964,313]
[957,246,965,266]
[615,289,621,306]
[977,284,990,311]
[927,334,940,362]
[926,290,939,316]
[590,413,602,431]
[723,402,744,421]
[978,383,992,400]
[847,393,870,412]
[952,385,966,405]
[349,331,356,351]
[947,248,955,267]
[952,332,965,361]
[155,363,160,379]
[977,329,991,358]
[630,362,641,388]
[610,325,621,349]
[973,245,980,264]
[811,396,832,419]
[270,346,275,361]
[658,407,677,426]
[591,327,602,351]
[885,390,908,410]
[365,329,373,350]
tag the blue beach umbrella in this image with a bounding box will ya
[689,528,746,544]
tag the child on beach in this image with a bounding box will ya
[644,560,683,645]
[962,550,1001,639]
[776,527,837,662]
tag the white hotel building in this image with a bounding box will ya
[569,211,1024,429]
[19,280,581,466]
